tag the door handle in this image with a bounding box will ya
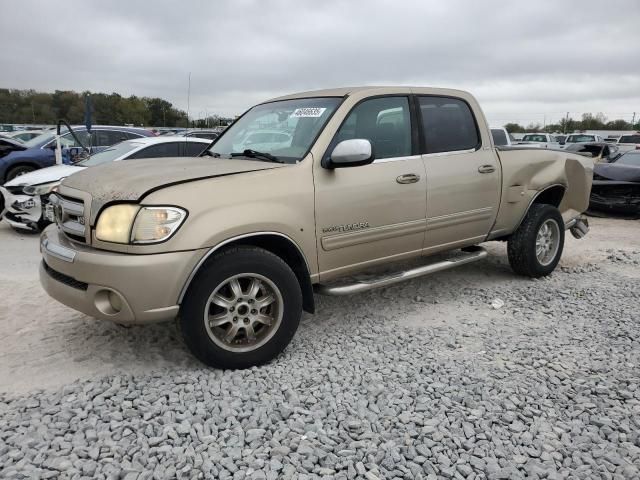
[396,173,420,184]
[478,165,496,174]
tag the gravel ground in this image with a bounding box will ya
[1,218,639,479]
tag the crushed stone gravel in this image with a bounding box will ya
[1,220,639,479]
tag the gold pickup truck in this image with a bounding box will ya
[39,87,593,368]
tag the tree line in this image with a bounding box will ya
[0,88,195,127]
[504,112,639,134]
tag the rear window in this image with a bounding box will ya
[491,129,509,146]
[618,135,640,144]
[522,134,547,142]
[418,96,479,153]
[567,135,595,143]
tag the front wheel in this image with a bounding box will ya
[5,165,36,182]
[507,204,565,278]
[180,246,302,369]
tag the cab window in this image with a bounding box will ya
[333,96,412,160]
[418,96,479,153]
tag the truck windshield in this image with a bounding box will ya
[207,97,342,164]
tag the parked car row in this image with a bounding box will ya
[0,126,155,183]
[0,136,211,232]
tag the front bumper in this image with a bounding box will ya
[39,226,207,324]
[0,186,43,230]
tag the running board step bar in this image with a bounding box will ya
[315,246,488,296]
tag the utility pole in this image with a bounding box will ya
[564,112,569,134]
[632,112,636,130]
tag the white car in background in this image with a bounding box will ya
[0,136,210,232]
[1,130,48,143]
[564,133,604,147]
[233,130,293,153]
[616,133,640,153]
[490,127,513,146]
[517,133,559,149]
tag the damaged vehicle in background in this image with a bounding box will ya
[0,126,154,184]
[564,142,620,163]
[0,137,210,232]
[589,150,640,216]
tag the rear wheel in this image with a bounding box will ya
[6,165,36,182]
[180,246,302,368]
[508,204,565,278]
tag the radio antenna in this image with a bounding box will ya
[187,72,191,129]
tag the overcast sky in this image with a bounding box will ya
[1,0,639,126]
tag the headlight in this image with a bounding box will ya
[131,207,187,243]
[95,204,139,243]
[95,205,187,244]
[23,181,60,195]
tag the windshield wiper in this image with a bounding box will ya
[230,149,284,163]
[202,150,220,158]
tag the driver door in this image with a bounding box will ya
[314,96,427,281]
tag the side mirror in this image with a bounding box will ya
[324,139,374,169]
[47,143,57,150]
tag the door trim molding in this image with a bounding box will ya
[321,218,427,251]
[427,207,494,231]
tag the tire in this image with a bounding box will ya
[6,165,36,182]
[11,225,40,234]
[180,246,303,369]
[507,204,565,278]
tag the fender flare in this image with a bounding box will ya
[513,183,566,232]
[178,231,313,306]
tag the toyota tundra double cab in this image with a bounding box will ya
[39,87,593,368]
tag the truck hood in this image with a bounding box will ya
[61,156,286,214]
[4,164,85,187]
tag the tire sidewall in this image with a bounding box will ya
[525,206,565,276]
[6,165,35,182]
[180,248,302,369]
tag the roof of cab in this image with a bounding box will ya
[264,86,472,103]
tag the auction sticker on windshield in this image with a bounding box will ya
[290,107,327,118]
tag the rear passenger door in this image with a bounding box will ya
[416,96,500,252]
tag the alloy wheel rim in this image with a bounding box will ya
[535,219,560,266]
[204,273,283,352]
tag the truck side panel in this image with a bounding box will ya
[489,148,593,239]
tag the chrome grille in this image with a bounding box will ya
[49,194,87,243]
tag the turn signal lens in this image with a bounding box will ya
[131,207,186,243]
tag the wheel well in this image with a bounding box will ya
[219,234,315,314]
[500,185,567,241]
[4,162,39,182]
[532,185,565,208]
